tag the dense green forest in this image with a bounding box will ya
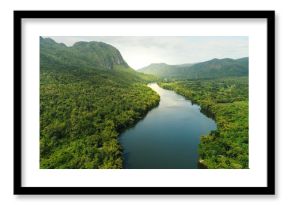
[159,77,248,169]
[139,57,248,80]
[40,37,249,169]
[40,38,159,168]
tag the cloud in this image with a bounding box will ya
[47,36,248,69]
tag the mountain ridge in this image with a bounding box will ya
[40,37,129,72]
[139,57,249,79]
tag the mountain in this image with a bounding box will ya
[40,37,129,72]
[138,57,249,79]
[40,38,159,169]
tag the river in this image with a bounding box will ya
[119,83,216,169]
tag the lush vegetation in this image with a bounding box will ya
[159,77,248,169]
[40,37,249,169]
[40,38,160,168]
[139,57,248,80]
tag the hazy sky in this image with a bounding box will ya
[48,36,248,69]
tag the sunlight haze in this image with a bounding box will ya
[47,36,248,69]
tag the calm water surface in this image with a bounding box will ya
[119,83,216,169]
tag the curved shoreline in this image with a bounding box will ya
[119,83,216,169]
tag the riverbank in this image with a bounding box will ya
[119,83,216,169]
[40,70,160,169]
[158,77,248,169]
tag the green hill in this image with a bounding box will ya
[40,37,159,169]
[138,57,249,79]
[40,37,129,72]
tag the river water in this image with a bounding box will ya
[119,83,216,169]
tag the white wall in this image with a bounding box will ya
[0,0,287,204]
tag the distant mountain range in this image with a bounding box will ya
[40,37,129,72]
[41,37,248,80]
[138,57,249,79]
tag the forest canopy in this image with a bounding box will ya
[40,38,160,168]
[159,77,248,169]
[40,37,249,169]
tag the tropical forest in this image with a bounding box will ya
[40,37,248,169]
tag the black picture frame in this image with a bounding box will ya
[14,10,275,195]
